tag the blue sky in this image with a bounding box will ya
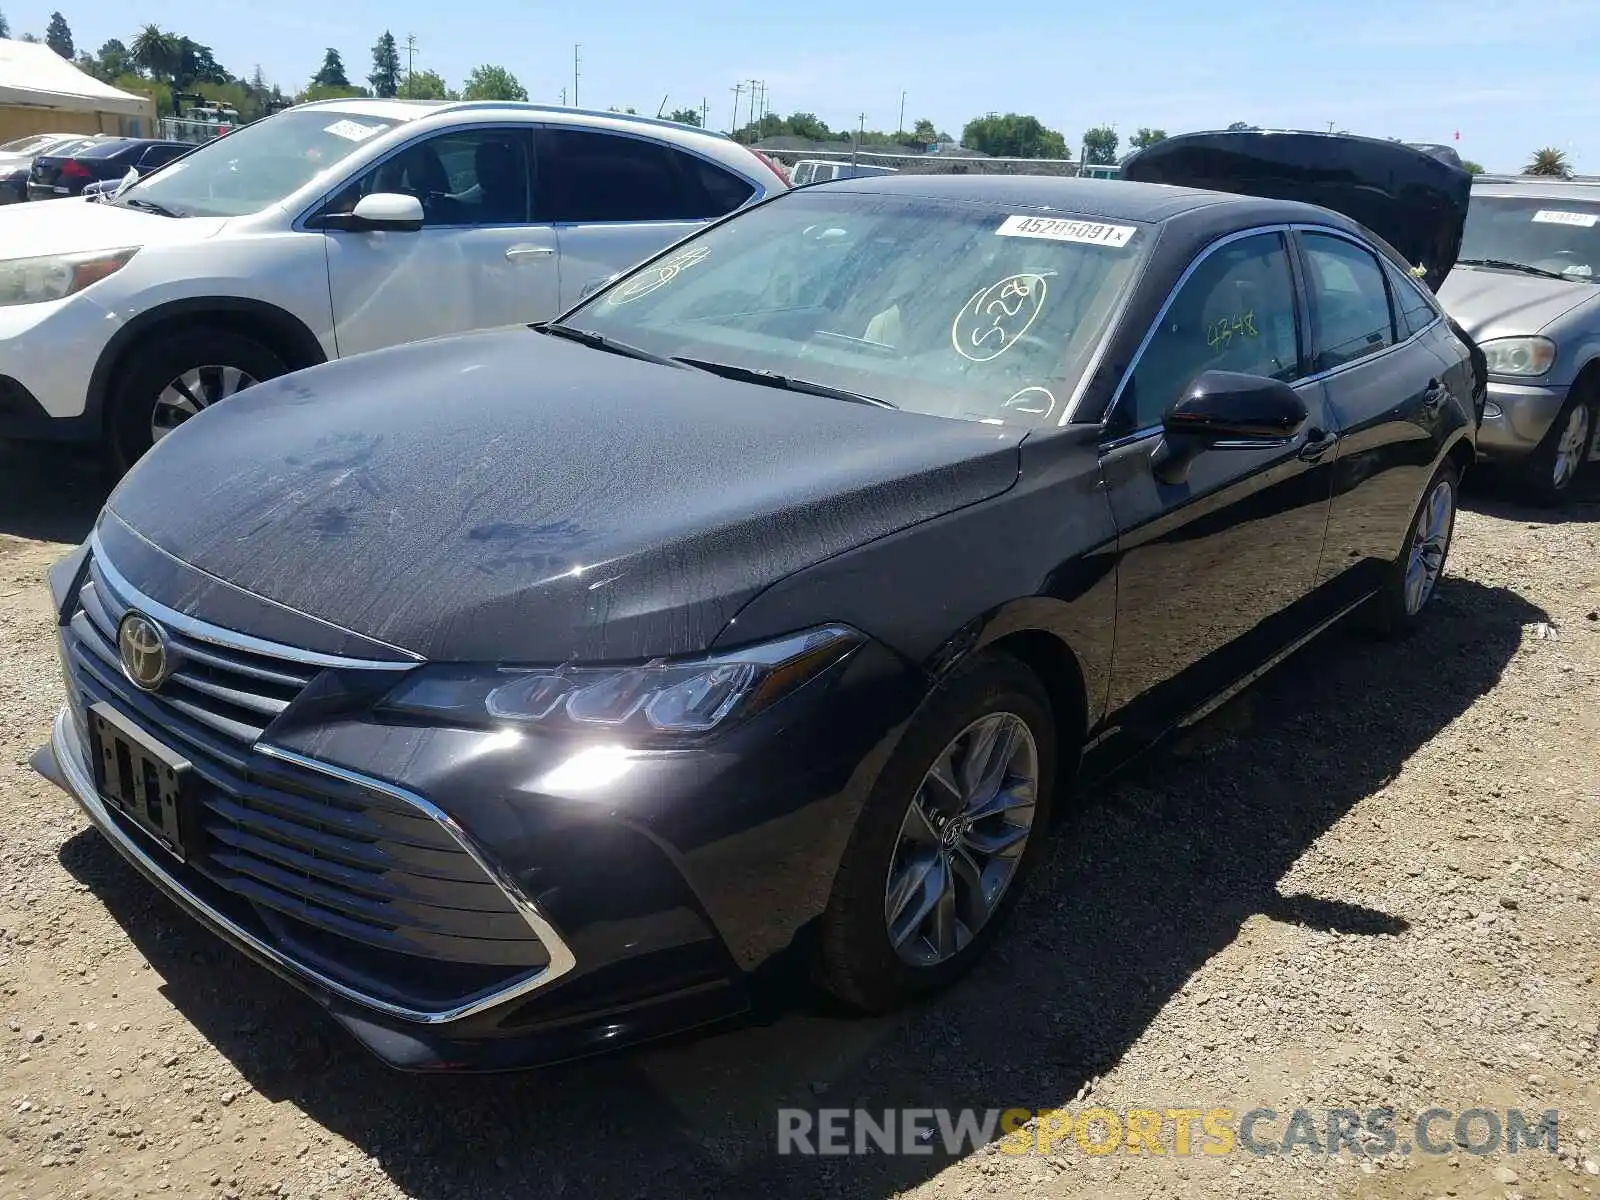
[5,0,1591,172]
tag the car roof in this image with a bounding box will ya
[803,173,1334,227]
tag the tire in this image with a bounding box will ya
[1521,389,1594,507]
[817,653,1058,1012]
[1364,458,1460,638]
[107,329,287,475]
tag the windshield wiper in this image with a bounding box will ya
[115,196,184,218]
[531,322,695,369]
[1456,257,1571,280]
[671,357,898,409]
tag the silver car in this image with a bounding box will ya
[1440,177,1600,501]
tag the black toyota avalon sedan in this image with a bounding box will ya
[35,147,1481,1071]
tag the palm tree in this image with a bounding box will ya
[131,24,179,86]
[1524,147,1573,179]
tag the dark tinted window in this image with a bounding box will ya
[1302,233,1395,370]
[138,144,188,169]
[1123,232,1301,430]
[332,129,532,227]
[689,156,755,215]
[1383,259,1438,338]
[536,129,728,222]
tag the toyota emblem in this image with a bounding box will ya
[118,612,172,692]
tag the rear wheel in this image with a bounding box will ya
[1522,390,1594,506]
[817,654,1057,1011]
[107,329,286,475]
[1365,458,1459,637]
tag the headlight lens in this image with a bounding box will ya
[380,624,862,735]
[1480,335,1556,377]
[0,247,139,306]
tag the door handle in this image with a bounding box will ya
[1297,427,1338,461]
[505,245,555,262]
[1422,379,1447,410]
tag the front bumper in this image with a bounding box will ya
[0,289,114,437]
[33,537,916,1070]
[1476,380,1569,461]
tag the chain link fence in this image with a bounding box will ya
[754,147,1104,178]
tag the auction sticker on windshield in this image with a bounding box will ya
[1532,210,1599,228]
[324,120,386,143]
[995,215,1137,247]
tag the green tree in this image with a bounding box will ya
[666,107,701,126]
[784,111,832,141]
[0,10,9,38]
[1081,125,1119,165]
[94,38,135,82]
[1130,127,1166,150]
[298,81,367,103]
[19,31,38,42]
[403,68,454,100]
[132,25,180,85]
[961,113,1067,158]
[461,64,527,101]
[1226,121,1254,131]
[1460,159,1485,175]
[1524,147,1572,178]
[45,11,72,58]
[368,31,400,98]
[310,48,350,89]
[174,39,230,88]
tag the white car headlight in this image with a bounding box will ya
[0,247,139,307]
[1480,335,1556,377]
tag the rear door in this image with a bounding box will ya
[1099,228,1338,738]
[535,127,755,309]
[1295,228,1468,608]
[321,125,561,356]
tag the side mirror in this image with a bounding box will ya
[1151,370,1308,484]
[313,192,425,233]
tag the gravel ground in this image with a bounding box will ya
[0,440,1596,1200]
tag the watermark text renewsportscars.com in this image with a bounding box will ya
[776,1106,1561,1157]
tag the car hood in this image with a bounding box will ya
[105,328,1025,663]
[1437,267,1597,340]
[0,197,227,256]
[1122,129,1470,289]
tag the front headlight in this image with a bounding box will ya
[0,247,139,307]
[1480,335,1556,377]
[380,625,862,736]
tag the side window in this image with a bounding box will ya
[327,129,532,227]
[535,129,717,222]
[1120,232,1301,432]
[1382,259,1439,339]
[138,145,184,170]
[1301,233,1396,371]
[687,156,755,216]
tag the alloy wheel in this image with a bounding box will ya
[151,365,260,444]
[883,712,1039,967]
[1552,402,1592,492]
[1404,477,1455,616]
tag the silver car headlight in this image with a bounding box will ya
[1480,335,1556,377]
[380,625,862,736]
[0,247,139,306]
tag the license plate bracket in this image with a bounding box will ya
[88,703,199,863]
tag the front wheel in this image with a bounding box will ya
[1365,458,1459,637]
[107,329,286,475]
[817,654,1058,1012]
[1522,391,1594,506]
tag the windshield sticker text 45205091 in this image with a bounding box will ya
[995,215,1137,248]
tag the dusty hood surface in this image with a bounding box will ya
[106,328,1025,662]
[1437,266,1597,341]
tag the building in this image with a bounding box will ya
[0,38,155,142]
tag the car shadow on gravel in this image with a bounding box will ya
[0,440,106,546]
[1461,462,1600,522]
[55,573,1546,1200]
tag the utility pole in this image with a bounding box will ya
[404,34,418,98]
[701,97,709,128]
[730,82,745,135]
[852,111,865,166]
[898,90,906,136]
[572,44,580,108]
[560,87,566,105]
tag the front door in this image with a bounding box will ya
[321,127,561,358]
[1099,229,1338,740]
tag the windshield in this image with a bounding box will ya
[566,191,1148,426]
[115,109,402,218]
[1460,195,1600,281]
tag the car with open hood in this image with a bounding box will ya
[1435,176,1600,502]
[33,166,1478,1071]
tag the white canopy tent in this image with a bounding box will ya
[0,38,154,139]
